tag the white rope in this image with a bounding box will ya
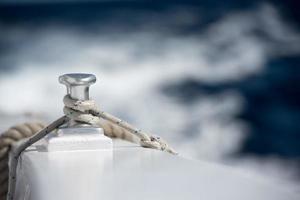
[0,122,45,200]
[63,95,177,154]
[6,116,69,200]
[3,95,177,200]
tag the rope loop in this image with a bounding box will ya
[0,94,177,200]
[63,95,177,155]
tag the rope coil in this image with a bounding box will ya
[1,95,177,200]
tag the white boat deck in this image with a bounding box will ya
[14,139,298,200]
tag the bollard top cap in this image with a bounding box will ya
[59,73,96,86]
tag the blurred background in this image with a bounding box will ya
[0,0,299,193]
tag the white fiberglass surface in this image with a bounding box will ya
[14,140,298,200]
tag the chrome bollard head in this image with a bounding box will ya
[59,73,96,101]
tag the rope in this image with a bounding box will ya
[0,94,177,200]
[0,122,45,200]
[63,95,177,154]
[6,116,69,200]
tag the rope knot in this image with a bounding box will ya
[63,95,101,125]
[63,94,177,155]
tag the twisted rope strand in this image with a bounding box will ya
[6,116,69,200]
[0,122,45,200]
[0,95,177,200]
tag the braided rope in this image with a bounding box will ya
[0,122,45,200]
[63,95,177,154]
[7,116,69,200]
[1,95,177,200]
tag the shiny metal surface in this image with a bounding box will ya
[59,73,96,101]
[59,73,97,127]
